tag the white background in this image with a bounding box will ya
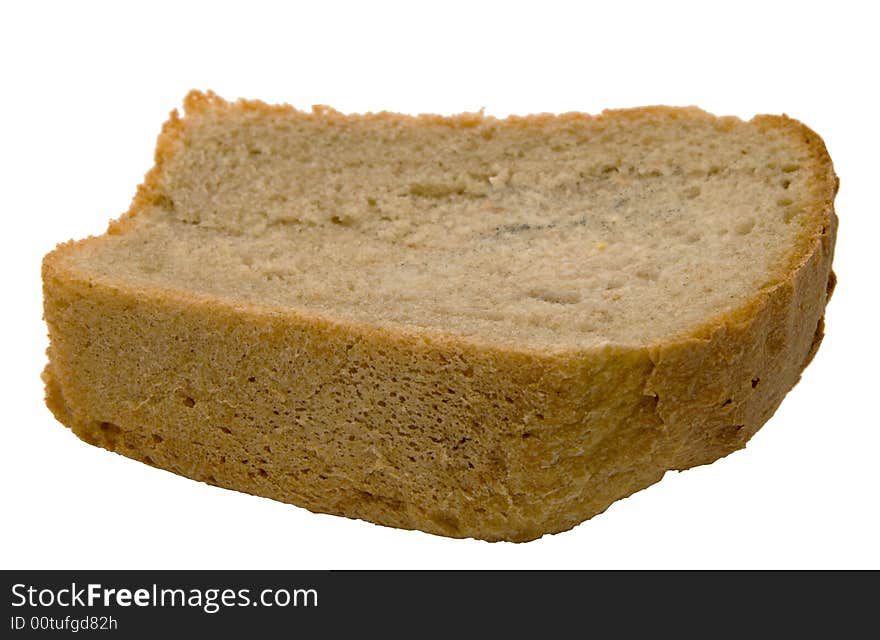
[2,0,877,569]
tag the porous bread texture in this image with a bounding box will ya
[82,94,822,349]
[42,91,837,541]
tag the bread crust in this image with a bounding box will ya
[42,94,837,541]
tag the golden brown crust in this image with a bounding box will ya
[41,93,837,541]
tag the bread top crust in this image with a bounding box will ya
[44,91,837,357]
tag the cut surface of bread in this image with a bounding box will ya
[42,91,837,541]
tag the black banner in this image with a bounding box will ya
[1,570,872,636]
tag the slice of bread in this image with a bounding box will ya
[42,91,837,541]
